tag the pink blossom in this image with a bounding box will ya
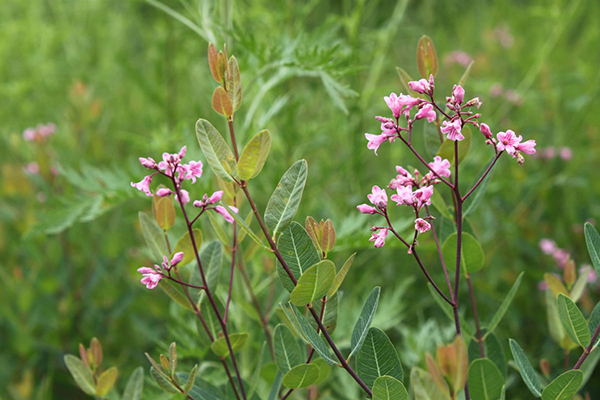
[538,281,549,291]
[208,191,224,204]
[388,166,414,189]
[139,157,157,169]
[170,252,184,268]
[539,239,556,255]
[408,79,430,94]
[391,186,414,206]
[178,146,187,159]
[175,189,190,205]
[37,123,56,138]
[415,218,431,233]
[496,130,522,155]
[23,128,37,141]
[215,205,239,223]
[413,185,433,208]
[357,204,378,214]
[452,85,465,104]
[515,140,536,155]
[559,147,572,161]
[441,120,464,141]
[131,175,154,197]
[365,133,389,155]
[415,104,436,122]
[553,249,569,268]
[428,156,451,178]
[580,265,597,284]
[367,186,388,209]
[156,188,173,197]
[479,123,492,139]
[384,93,403,118]
[369,228,389,248]
[183,160,203,183]
[137,266,162,289]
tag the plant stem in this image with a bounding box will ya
[224,197,238,323]
[573,323,600,369]
[461,153,501,201]
[425,205,454,299]
[398,135,454,189]
[466,274,485,358]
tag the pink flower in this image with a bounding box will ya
[139,157,157,169]
[539,239,557,255]
[161,252,184,270]
[452,85,465,104]
[391,186,414,206]
[357,204,378,214]
[479,123,492,139]
[384,93,403,118]
[413,185,434,208]
[496,130,522,155]
[553,249,569,268]
[559,147,572,161]
[23,128,37,141]
[415,218,431,233]
[408,79,430,94]
[131,175,154,196]
[369,228,389,248]
[178,146,187,159]
[538,281,548,291]
[183,160,203,183]
[388,166,414,189]
[208,191,223,204]
[428,156,451,178]
[580,265,598,284]
[215,205,239,223]
[367,186,388,209]
[175,189,190,205]
[137,266,162,289]
[37,123,56,138]
[515,140,536,155]
[156,188,173,197]
[441,120,464,141]
[365,133,389,155]
[415,104,436,122]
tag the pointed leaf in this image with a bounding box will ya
[290,304,336,365]
[484,272,524,338]
[437,125,472,165]
[264,160,308,237]
[208,43,220,83]
[174,229,203,266]
[207,210,230,244]
[350,287,381,357]
[192,240,223,294]
[458,61,475,87]
[410,367,449,400]
[282,363,320,389]
[467,358,504,400]
[96,367,118,396]
[589,302,600,349]
[416,35,438,78]
[570,266,590,302]
[155,196,176,230]
[123,367,144,400]
[212,86,233,117]
[290,260,335,306]
[64,355,95,395]
[357,327,404,389]
[200,295,224,340]
[169,343,177,377]
[277,222,321,292]
[274,324,303,374]
[545,273,569,298]
[227,56,242,112]
[546,287,566,344]
[442,231,485,273]
[195,119,237,182]
[557,293,591,347]
[268,371,284,400]
[372,376,408,400]
[305,216,322,252]
[328,253,355,298]
[150,367,178,393]
[159,280,193,310]
[183,365,198,396]
[468,331,507,378]
[320,219,336,253]
[541,370,583,400]
[139,212,169,261]
[509,339,542,397]
[584,222,600,276]
[211,333,249,358]
[238,130,271,180]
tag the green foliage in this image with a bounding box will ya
[467,358,505,400]
[122,367,144,400]
[509,339,542,397]
[238,129,271,180]
[290,260,335,306]
[541,370,583,400]
[357,327,404,389]
[273,324,303,374]
[196,118,238,181]
[211,333,249,358]
[282,363,320,389]
[557,293,591,348]
[276,222,321,292]
[350,287,381,357]
[372,376,408,400]
[442,232,485,273]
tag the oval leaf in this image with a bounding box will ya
[485,272,524,338]
[159,280,193,310]
[541,370,583,400]
[467,358,504,400]
[150,367,178,394]
[357,327,404,389]
[589,302,600,349]
[290,260,335,306]
[585,222,600,277]
[139,212,169,261]
[468,331,507,378]
[211,333,249,358]
[327,252,355,298]
[416,35,438,78]
[442,231,485,273]
[155,196,175,230]
[96,367,118,396]
[64,355,95,395]
[350,287,381,357]
[212,86,233,117]
[123,367,144,400]
[320,219,336,254]
[277,222,321,292]
[174,229,203,266]
[195,118,237,182]
[509,339,542,397]
[227,56,242,112]
[274,324,303,374]
[264,160,308,237]
[557,293,591,348]
[282,363,320,389]
[372,376,408,400]
[238,129,271,180]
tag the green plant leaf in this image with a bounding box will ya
[327,253,355,298]
[193,240,224,294]
[570,266,591,302]
[282,363,320,389]
[468,331,507,378]
[150,367,178,394]
[509,339,542,397]
[183,364,198,396]
[350,287,381,358]
[557,293,591,347]
[357,327,404,389]
[437,125,472,165]
[159,280,193,310]
[212,86,233,118]
[238,130,271,180]
[545,273,569,298]
[200,295,224,340]
[290,304,336,365]
[372,375,408,400]
[464,159,495,217]
[545,288,567,345]
[64,355,95,395]
[139,212,169,261]
[273,324,303,374]
[309,292,339,334]
[467,358,504,400]
[585,222,600,276]
[211,333,249,358]
[220,202,268,251]
[541,370,583,400]
[96,366,118,396]
[416,35,439,78]
[290,260,335,306]
[580,342,600,387]
[173,229,203,266]
[312,358,332,385]
[442,232,485,273]
[264,160,308,237]
[458,60,475,87]
[123,366,144,400]
[484,272,524,338]
[184,375,227,400]
[227,56,242,112]
[169,342,177,377]
[268,371,284,400]
[195,118,237,182]
[430,190,453,221]
[589,302,600,349]
[207,210,230,244]
[276,222,321,292]
[410,367,449,400]
[155,196,176,230]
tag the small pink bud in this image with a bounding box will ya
[357,204,378,214]
[452,85,465,104]
[156,188,173,197]
[178,146,187,159]
[171,252,184,267]
[479,123,492,139]
[215,205,238,223]
[429,74,435,86]
[139,157,157,169]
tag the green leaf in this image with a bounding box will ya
[545,273,569,298]
[437,125,472,165]
[328,253,355,298]
[410,367,449,400]
[207,211,230,244]
[557,293,591,347]
[467,358,505,400]
[183,364,198,396]
[159,280,193,310]
[570,266,590,303]
[277,222,320,292]
[585,222,600,276]
[541,370,583,400]
[123,367,144,400]
[396,67,424,98]
[484,272,524,338]
[309,292,339,334]
[200,295,224,340]
[64,355,95,395]
[509,339,542,397]
[290,260,336,306]
[169,342,177,377]
[268,371,283,400]
[416,35,439,78]
[372,376,408,400]
[464,159,496,216]
[195,118,237,182]
[139,212,169,261]
[184,375,227,400]
[219,202,268,250]
[430,190,453,221]
[357,327,404,389]
[350,287,381,358]
[458,60,475,87]
[174,229,203,266]
[468,331,507,378]
[248,343,266,399]
[426,284,475,340]
[273,324,303,374]
[282,363,320,389]
[238,130,271,180]
[264,160,308,237]
[290,304,336,365]
[442,232,485,273]
[312,358,332,385]
[201,241,223,293]
[227,56,242,112]
[589,302,600,349]
[96,366,118,396]
[150,367,178,394]
[154,196,176,230]
[545,288,566,345]
[580,342,600,387]
[211,333,249,358]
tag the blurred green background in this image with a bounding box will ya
[2,0,600,398]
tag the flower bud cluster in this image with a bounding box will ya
[137,252,184,289]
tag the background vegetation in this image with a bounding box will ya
[1,0,599,398]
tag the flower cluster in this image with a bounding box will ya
[537,238,598,292]
[23,123,56,142]
[137,252,184,289]
[193,190,238,223]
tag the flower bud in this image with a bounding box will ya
[540,359,551,378]
[452,85,465,104]
[156,188,173,197]
[139,157,157,169]
[480,123,492,139]
[171,252,184,267]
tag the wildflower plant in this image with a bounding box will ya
[64,37,600,400]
